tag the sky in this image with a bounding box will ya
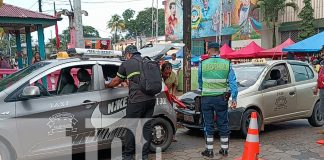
[5,0,163,42]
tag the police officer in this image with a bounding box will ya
[198,42,238,158]
[106,45,156,160]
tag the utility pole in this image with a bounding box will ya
[183,0,192,93]
[38,0,42,12]
[156,0,159,43]
[73,0,85,48]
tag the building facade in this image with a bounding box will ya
[278,0,324,43]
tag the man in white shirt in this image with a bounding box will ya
[168,53,182,73]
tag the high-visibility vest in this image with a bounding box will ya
[201,57,230,96]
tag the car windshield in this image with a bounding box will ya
[233,65,266,88]
[0,62,50,92]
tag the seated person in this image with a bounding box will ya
[77,68,91,92]
[59,71,77,94]
[270,69,286,85]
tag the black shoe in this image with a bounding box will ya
[201,149,214,158]
[142,155,149,160]
[219,148,228,157]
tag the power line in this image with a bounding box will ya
[29,1,38,9]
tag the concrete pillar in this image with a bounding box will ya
[15,30,23,69]
[37,25,47,88]
[37,24,46,61]
[25,26,33,66]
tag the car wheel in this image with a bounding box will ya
[240,109,262,137]
[0,140,14,160]
[150,117,173,152]
[308,102,324,127]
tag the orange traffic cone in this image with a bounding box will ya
[235,112,263,160]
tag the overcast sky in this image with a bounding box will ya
[5,0,163,42]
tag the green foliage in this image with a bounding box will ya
[122,8,165,39]
[298,0,316,40]
[107,14,125,44]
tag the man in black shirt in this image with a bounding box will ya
[106,45,155,160]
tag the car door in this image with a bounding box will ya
[290,63,317,115]
[12,61,100,157]
[97,63,129,143]
[261,63,297,123]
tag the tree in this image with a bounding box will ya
[123,8,165,39]
[122,9,135,22]
[298,0,316,40]
[83,26,101,38]
[107,14,125,44]
[254,0,298,47]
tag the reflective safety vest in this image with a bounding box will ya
[201,57,230,96]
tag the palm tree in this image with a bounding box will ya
[253,0,298,47]
[107,14,125,45]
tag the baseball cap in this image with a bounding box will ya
[208,42,220,49]
[124,45,138,54]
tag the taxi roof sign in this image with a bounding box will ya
[252,58,267,65]
[67,48,122,58]
[56,52,69,59]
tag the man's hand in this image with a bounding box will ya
[313,87,319,96]
[231,101,237,109]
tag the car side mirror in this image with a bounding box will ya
[263,80,278,89]
[21,86,41,99]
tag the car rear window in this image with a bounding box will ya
[291,64,314,82]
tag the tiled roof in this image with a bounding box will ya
[0,3,57,20]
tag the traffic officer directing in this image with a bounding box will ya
[198,42,238,158]
[106,45,156,160]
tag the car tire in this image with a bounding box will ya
[0,140,14,160]
[240,109,262,137]
[308,102,324,127]
[150,117,173,152]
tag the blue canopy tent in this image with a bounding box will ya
[283,31,324,53]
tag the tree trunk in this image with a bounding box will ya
[272,21,276,48]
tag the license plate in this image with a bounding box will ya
[184,115,194,122]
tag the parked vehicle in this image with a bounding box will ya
[0,49,177,160]
[176,60,322,136]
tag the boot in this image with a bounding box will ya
[219,148,228,157]
[201,149,214,158]
[219,136,229,157]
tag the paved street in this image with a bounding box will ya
[86,119,324,160]
[155,120,324,160]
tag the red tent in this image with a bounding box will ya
[257,38,295,58]
[225,41,264,59]
[220,44,234,58]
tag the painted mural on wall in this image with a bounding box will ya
[165,0,184,41]
[164,0,262,40]
[191,0,219,39]
[230,0,262,40]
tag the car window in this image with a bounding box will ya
[13,65,94,101]
[264,64,291,88]
[291,65,314,82]
[101,64,128,88]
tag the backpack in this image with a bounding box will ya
[318,66,324,89]
[134,56,162,95]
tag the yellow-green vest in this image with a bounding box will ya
[201,57,230,96]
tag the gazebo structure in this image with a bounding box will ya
[0,3,61,68]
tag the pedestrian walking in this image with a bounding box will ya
[198,42,238,158]
[32,51,41,64]
[161,62,178,96]
[315,47,324,134]
[105,45,161,160]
